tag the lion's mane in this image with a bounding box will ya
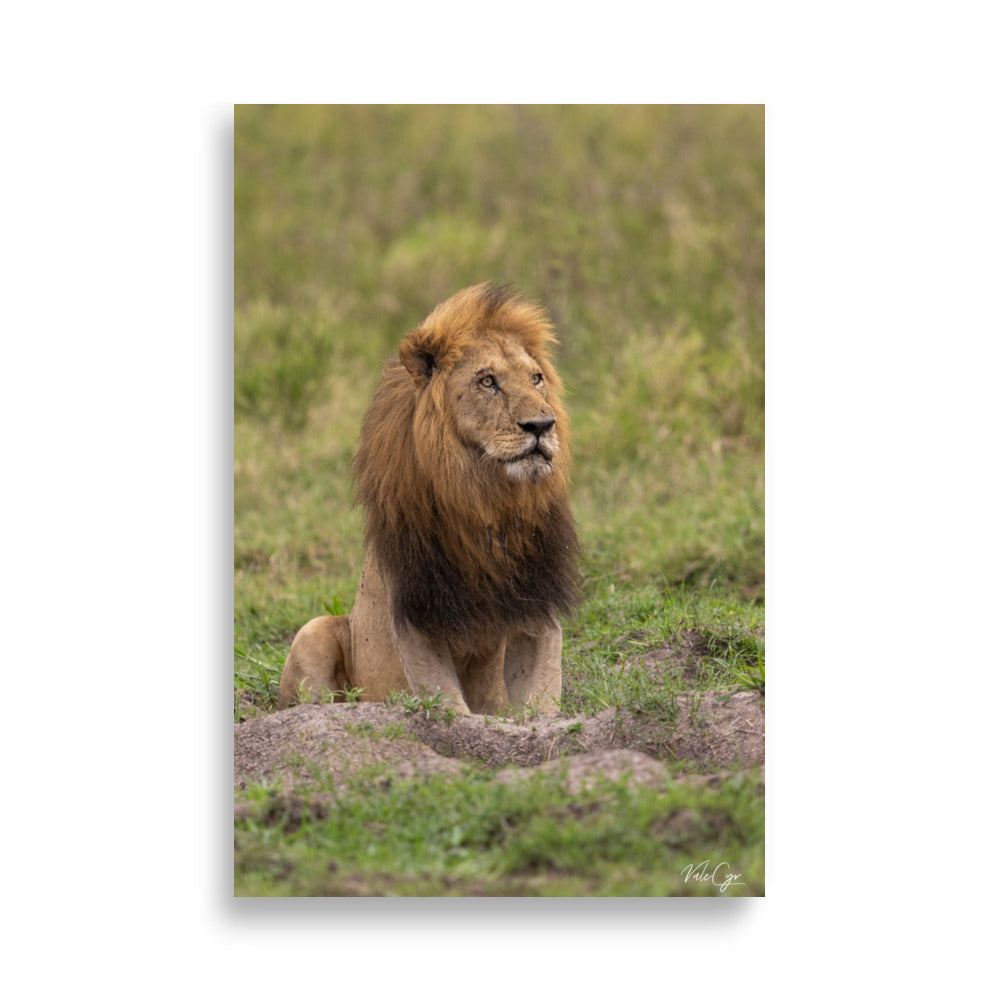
[353,283,580,645]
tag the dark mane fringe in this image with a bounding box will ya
[369,497,580,645]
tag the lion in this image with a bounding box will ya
[278,283,580,715]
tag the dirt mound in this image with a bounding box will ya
[234,691,763,792]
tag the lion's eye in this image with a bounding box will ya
[479,374,498,390]
[531,373,543,386]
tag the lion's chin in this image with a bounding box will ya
[503,452,553,483]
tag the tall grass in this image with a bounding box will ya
[235,104,763,677]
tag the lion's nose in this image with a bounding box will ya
[518,416,555,439]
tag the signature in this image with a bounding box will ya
[680,859,746,893]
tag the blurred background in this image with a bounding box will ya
[235,104,764,653]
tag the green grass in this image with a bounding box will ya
[385,687,458,722]
[235,766,764,897]
[234,104,764,895]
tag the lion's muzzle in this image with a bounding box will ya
[502,427,558,482]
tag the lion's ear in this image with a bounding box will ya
[399,333,438,386]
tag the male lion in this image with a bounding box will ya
[278,283,580,715]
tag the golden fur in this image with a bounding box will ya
[279,284,579,714]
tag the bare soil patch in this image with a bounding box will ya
[234,691,763,794]
[621,628,715,684]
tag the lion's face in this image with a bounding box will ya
[448,337,560,484]
[390,283,571,505]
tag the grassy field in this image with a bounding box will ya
[234,104,764,896]
[235,765,764,897]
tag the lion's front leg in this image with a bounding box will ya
[458,643,509,716]
[390,618,471,715]
[504,616,563,713]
